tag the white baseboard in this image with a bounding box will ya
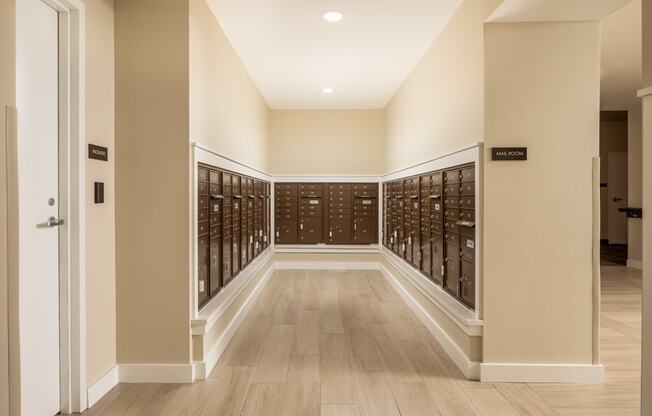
[87,366,118,407]
[118,364,194,383]
[480,363,605,384]
[275,261,379,270]
[627,259,642,270]
[194,263,275,380]
[378,263,480,380]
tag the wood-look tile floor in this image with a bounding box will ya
[83,267,642,415]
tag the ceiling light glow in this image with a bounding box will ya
[321,87,335,95]
[323,11,344,22]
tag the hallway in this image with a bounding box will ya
[83,267,642,415]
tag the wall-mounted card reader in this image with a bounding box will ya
[94,182,104,204]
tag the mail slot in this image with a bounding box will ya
[198,182,208,195]
[445,208,460,220]
[353,190,376,198]
[300,190,323,198]
[460,208,475,222]
[209,170,221,184]
[460,182,474,195]
[198,195,209,209]
[461,167,474,183]
[198,221,209,236]
[352,184,376,191]
[209,183,221,195]
[460,196,474,209]
[461,237,475,262]
[330,183,352,191]
[198,208,209,223]
[198,167,209,183]
[444,170,459,184]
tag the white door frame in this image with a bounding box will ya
[21,0,87,413]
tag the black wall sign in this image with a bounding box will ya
[88,144,108,161]
[491,147,527,161]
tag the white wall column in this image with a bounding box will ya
[638,86,652,415]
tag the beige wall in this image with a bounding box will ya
[628,106,643,263]
[0,0,15,413]
[189,0,269,171]
[644,0,652,86]
[483,22,600,364]
[599,114,628,240]
[115,0,191,364]
[269,110,384,175]
[384,0,502,173]
[84,0,117,385]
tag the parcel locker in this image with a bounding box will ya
[240,225,248,268]
[300,216,322,243]
[209,233,222,296]
[460,260,475,307]
[444,241,460,296]
[330,220,352,244]
[353,217,375,244]
[431,234,444,285]
[198,235,210,305]
[409,195,420,269]
[232,197,241,277]
[277,221,298,244]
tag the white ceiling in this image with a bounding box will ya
[488,0,633,22]
[207,0,463,109]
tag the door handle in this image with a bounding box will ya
[47,217,64,227]
[613,197,623,202]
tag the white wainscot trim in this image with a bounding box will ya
[118,364,194,384]
[193,261,275,380]
[192,249,273,336]
[86,366,118,407]
[627,259,643,270]
[378,262,480,379]
[480,363,605,384]
[380,248,483,336]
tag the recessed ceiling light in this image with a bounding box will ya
[321,87,335,95]
[323,11,343,22]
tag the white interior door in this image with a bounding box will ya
[16,0,62,414]
[607,152,628,245]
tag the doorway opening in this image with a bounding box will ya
[599,111,629,266]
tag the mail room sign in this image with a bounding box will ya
[491,147,527,161]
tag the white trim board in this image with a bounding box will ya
[87,366,118,408]
[379,263,480,380]
[480,363,605,384]
[192,249,273,335]
[194,261,275,380]
[383,143,482,181]
[380,248,483,335]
